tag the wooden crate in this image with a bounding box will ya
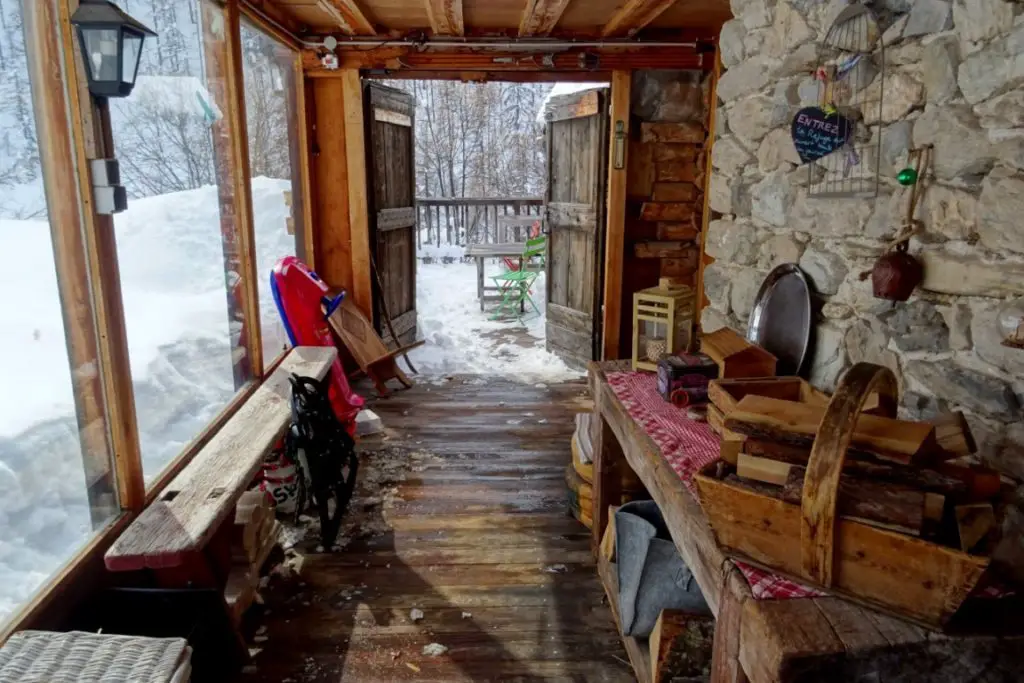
[694,363,989,628]
[708,376,827,414]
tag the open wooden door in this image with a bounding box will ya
[365,82,417,346]
[544,89,609,369]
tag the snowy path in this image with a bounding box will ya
[410,259,581,382]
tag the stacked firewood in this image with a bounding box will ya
[707,380,1005,554]
[225,490,281,622]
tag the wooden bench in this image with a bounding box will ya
[105,346,336,575]
[588,360,1024,683]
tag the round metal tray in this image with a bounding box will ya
[746,264,812,376]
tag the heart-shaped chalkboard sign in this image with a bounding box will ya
[790,107,854,164]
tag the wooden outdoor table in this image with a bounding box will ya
[588,360,1024,683]
[464,242,527,311]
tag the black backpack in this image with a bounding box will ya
[285,373,358,549]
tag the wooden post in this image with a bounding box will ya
[693,50,721,345]
[602,70,630,360]
[24,0,121,522]
[591,388,626,552]
[201,0,262,383]
[56,0,145,512]
[342,69,372,315]
[291,56,316,271]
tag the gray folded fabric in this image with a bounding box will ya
[615,500,711,637]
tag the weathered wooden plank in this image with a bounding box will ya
[105,347,337,571]
[634,241,698,259]
[656,160,700,183]
[547,201,597,232]
[377,206,416,231]
[518,0,572,36]
[317,0,376,35]
[424,0,464,35]
[546,89,602,121]
[640,202,698,222]
[374,107,412,127]
[653,182,700,202]
[642,122,706,144]
[602,0,679,37]
[602,71,631,360]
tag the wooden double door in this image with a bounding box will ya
[365,82,417,346]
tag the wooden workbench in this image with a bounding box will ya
[588,361,1024,683]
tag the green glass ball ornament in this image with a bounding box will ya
[897,167,918,186]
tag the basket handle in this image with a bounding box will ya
[800,363,898,587]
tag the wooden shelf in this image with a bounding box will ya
[597,555,652,683]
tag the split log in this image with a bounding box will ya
[736,453,791,486]
[724,395,937,465]
[955,503,995,552]
[653,144,700,163]
[656,220,699,240]
[781,467,926,536]
[653,182,699,203]
[649,609,715,683]
[931,411,977,460]
[641,121,705,144]
[639,202,697,222]
[634,240,695,259]
[742,440,967,497]
[935,462,1003,502]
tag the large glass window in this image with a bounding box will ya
[109,0,255,480]
[0,0,118,623]
[240,21,302,365]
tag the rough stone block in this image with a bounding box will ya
[720,19,747,68]
[879,121,914,175]
[922,185,979,241]
[943,302,973,351]
[764,1,813,58]
[750,170,796,227]
[903,0,953,37]
[922,35,961,104]
[808,322,849,393]
[905,360,1019,420]
[730,267,764,319]
[733,0,776,30]
[799,246,848,296]
[970,300,1024,376]
[705,219,760,266]
[861,71,923,126]
[953,0,1014,45]
[975,89,1024,129]
[756,128,800,173]
[710,136,755,177]
[727,95,785,144]
[717,57,773,104]
[879,300,950,353]
[912,105,996,180]
[978,166,1024,255]
[757,233,804,270]
[920,250,1024,296]
[702,263,732,313]
[957,29,1024,105]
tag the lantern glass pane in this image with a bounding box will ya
[82,28,120,83]
[122,33,143,85]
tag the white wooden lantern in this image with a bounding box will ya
[631,279,695,372]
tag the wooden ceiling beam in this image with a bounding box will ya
[518,0,572,37]
[317,0,376,36]
[424,0,464,36]
[302,45,706,74]
[601,0,679,38]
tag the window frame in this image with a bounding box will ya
[1,0,315,640]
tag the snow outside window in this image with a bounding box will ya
[109,0,256,482]
[0,0,119,624]
[240,20,300,366]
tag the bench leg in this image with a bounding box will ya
[477,257,485,311]
[710,568,750,683]
[592,408,625,554]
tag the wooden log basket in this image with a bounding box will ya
[695,363,990,628]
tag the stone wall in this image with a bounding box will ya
[707,1,1024,574]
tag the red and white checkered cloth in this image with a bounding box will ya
[606,370,825,600]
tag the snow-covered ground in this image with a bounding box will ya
[410,253,580,382]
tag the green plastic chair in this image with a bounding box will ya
[489,235,546,321]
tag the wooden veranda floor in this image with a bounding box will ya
[242,375,635,683]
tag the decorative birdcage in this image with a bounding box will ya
[803,3,884,198]
[631,279,695,372]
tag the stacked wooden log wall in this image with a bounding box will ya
[618,71,710,348]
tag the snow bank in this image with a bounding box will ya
[535,82,609,123]
[0,178,294,620]
[410,260,580,382]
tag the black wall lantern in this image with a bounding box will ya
[70,0,156,99]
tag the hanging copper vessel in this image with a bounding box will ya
[872,243,922,302]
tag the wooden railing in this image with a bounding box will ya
[415,197,544,250]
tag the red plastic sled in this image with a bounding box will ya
[271,256,364,429]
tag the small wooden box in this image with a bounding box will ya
[699,328,776,379]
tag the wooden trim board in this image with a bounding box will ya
[374,107,412,127]
[601,70,630,360]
